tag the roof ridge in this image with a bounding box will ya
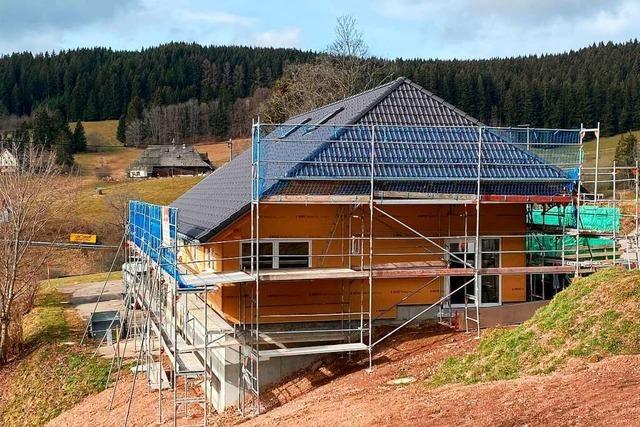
[401,78,485,126]
[286,77,402,123]
[346,77,406,125]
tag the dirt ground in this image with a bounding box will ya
[47,325,640,427]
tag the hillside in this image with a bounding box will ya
[433,268,640,384]
[70,120,121,147]
[583,130,640,168]
[0,274,115,426]
[47,268,640,426]
[2,40,640,138]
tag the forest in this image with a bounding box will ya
[1,39,640,140]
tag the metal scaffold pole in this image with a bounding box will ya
[367,125,375,373]
[594,122,601,200]
[473,126,483,338]
[576,125,584,277]
[636,160,639,269]
[254,119,261,416]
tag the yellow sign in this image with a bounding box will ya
[70,233,97,244]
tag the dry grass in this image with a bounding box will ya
[195,138,251,167]
[0,275,112,427]
[74,147,142,180]
[70,120,121,147]
[76,175,203,227]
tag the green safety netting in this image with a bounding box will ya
[529,206,621,232]
[526,235,616,258]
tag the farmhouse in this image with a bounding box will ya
[0,144,18,173]
[127,144,213,178]
[125,77,612,415]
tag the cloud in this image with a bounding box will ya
[251,27,301,48]
[375,0,640,58]
[0,0,139,36]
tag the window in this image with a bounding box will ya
[204,246,214,270]
[280,118,311,138]
[241,242,273,270]
[278,242,310,268]
[447,238,500,305]
[302,107,345,135]
[481,239,500,304]
[240,240,310,270]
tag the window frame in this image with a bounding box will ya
[445,237,502,306]
[240,239,312,270]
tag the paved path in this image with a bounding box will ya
[59,279,123,320]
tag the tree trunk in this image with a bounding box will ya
[0,317,10,363]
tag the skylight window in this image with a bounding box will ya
[302,107,345,135]
[280,117,311,138]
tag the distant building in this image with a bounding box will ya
[128,144,213,178]
[0,144,18,173]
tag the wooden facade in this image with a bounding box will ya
[178,202,535,324]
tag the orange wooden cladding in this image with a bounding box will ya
[187,203,530,324]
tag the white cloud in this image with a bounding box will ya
[375,0,640,58]
[251,27,301,48]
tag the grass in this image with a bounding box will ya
[196,138,251,167]
[74,147,142,179]
[0,273,114,426]
[583,130,640,168]
[76,175,203,226]
[70,120,121,147]
[431,268,640,386]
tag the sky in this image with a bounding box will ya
[0,0,638,59]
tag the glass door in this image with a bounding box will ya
[447,238,501,305]
[448,240,475,305]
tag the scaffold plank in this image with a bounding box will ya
[259,342,368,359]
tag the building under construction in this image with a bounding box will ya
[107,77,640,426]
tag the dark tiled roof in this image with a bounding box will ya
[280,126,569,182]
[172,149,251,240]
[172,77,576,241]
[129,145,213,173]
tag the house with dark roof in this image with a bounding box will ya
[128,144,213,178]
[164,77,583,410]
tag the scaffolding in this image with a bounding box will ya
[102,121,640,423]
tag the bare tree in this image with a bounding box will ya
[0,144,73,362]
[125,120,144,147]
[327,15,369,58]
[261,15,384,123]
[105,189,141,235]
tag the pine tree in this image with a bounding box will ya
[614,132,638,167]
[54,130,74,167]
[72,120,87,153]
[126,96,144,123]
[117,115,127,144]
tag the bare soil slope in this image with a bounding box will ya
[48,325,640,427]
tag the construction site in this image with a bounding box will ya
[90,79,640,426]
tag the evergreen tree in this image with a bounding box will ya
[0,40,639,139]
[126,96,144,123]
[72,120,87,153]
[614,132,639,168]
[54,131,74,167]
[116,115,127,144]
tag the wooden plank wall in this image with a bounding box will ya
[192,203,527,324]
